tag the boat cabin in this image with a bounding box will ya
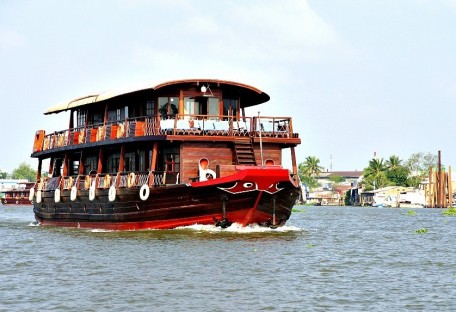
[31,79,301,191]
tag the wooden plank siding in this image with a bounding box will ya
[180,142,235,182]
[179,142,283,182]
[253,143,282,167]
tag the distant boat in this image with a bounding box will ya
[29,79,302,230]
[2,182,35,206]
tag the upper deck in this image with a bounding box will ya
[31,79,300,157]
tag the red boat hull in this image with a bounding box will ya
[33,168,300,230]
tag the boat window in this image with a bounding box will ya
[52,158,63,177]
[165,153,180,174]
[89,110,103,126]
[208,98,219,119]
[124,152,136,172]
[158,97,178,119]
[146,101,155,117]
[184,97,220,119]
[184,97,200,117]
[69,160,80,176]
[138,149,147,172]
[223,99,238,119]
[108,107,127,122]
[84,155,98,174]
[77,110,87,127]
[105,153,120,174]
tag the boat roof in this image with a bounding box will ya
[45,79,270,115]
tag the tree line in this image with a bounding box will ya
[298,152,439,191]
[0,162,37,182]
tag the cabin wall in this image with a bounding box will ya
[253,143,282,166]
[180,142,235,182]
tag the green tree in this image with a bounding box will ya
[299,156,324,177]
[298,156,324,191]
[300,175,320,190]
[406,175,422,188]
[11,162,37,182]
[386,155,402,170]
[362,158,389,190]
[0,170,7,179]
[405,152,437,176]
[386,166,409,186]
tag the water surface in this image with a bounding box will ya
[1,205,455,311]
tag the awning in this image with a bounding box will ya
[44,79,269,115]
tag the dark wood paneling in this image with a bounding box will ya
[180,142,235,182]
[253,143,282,166]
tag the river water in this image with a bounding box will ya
[1,205,456,311]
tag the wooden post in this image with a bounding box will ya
[443,172,450,208]
[37,159,42,182]
[449,166,453,208]
[48,157,54,177]
[440,170,445,208]
[290,146,298,184]
[97,148,104,174]
[428,167,432,207]
[434,171,438,208]
[119,145,125,172]
[150,142,158,171]
[63,154,69,177]
[78,151,84,175]
[179,90,184,118]
[149,142,159,187]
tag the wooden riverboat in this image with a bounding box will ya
[2,182,35,206]
[30,79,301,230]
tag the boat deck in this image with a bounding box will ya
[33,114,300,155]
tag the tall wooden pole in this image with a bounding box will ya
[449,166,453,208]
[290,146,298,184]
[434,172,438,208]
[437,150,442,207]
[428,167,433,208]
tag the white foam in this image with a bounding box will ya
[176,222,303,233]
[90,228,115,233]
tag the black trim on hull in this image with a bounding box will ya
[33,183,299,227]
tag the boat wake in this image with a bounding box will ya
[85,223,303,233]
[175,223,303,233]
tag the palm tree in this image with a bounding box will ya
[385,155,402,170]
[363,158,388,190]
[298,156,324,191]
[299,156,324,177]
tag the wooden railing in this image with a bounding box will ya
[36,114,298,152]
[35,170,170,194]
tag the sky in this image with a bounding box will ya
[1,0,456,174]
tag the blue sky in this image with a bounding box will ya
[1,0,455,173]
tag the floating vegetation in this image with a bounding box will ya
[415,228,428,234]
[443,207,456,216]
[292,208,306,213]
[306,243,314,248]
[407,210,416,216]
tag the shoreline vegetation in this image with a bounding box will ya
[298,151,455,208]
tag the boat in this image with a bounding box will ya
[29,79,301,230]
[2,182,35,206]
